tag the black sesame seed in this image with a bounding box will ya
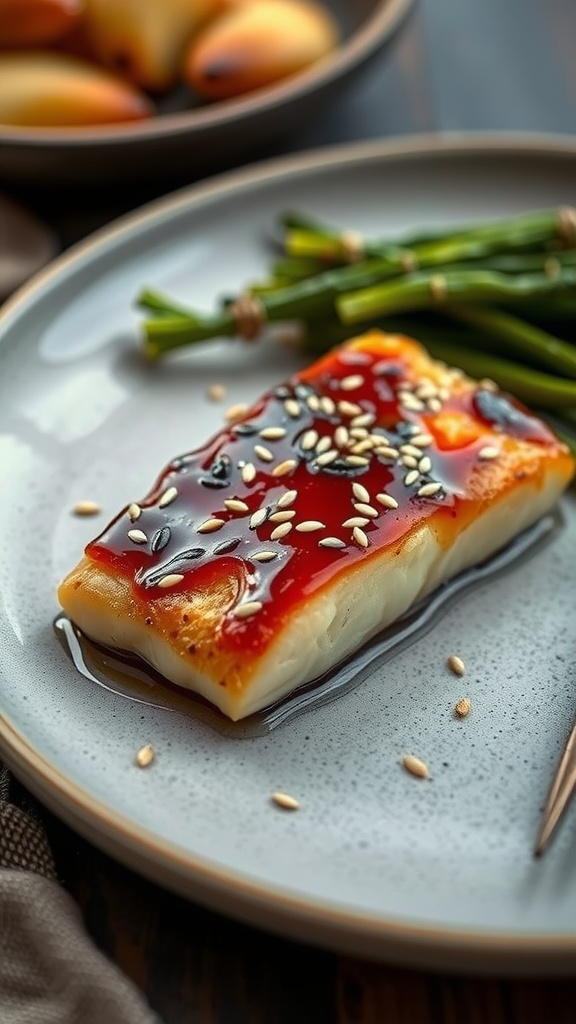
[274,386,291,399]
[213,537,241,555]
[199,476,229,489]
[211,454,232,480]
[232,423,257,436]
[151,526,171,553]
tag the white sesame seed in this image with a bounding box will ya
[307,394,320,411]
[352,526,369,548]
[338,400,362,417]
[249,508,269,529]
[400,443,423,458]
[301,429,319,451]
[252,550,278,562]
[284,398,301,418]
[401,455,418,469]
[353,502,379,518]
[158,486,178,508]
[334,426,349,448]
[411,433,433,447]
[254,444,274,462]
[350,412,375,428]
[320,396,336,415]
[455,697,471,718]
[418,456,432,475]
[377,446,400,460]
[349,426,369,439]
[272,459,297,477]
[224,498,249,513]
[271,521,293,541]
[315,449,339,466]
[415,381,438,401]
[259,426,286,440]
[417,481,442,497]
[427,397,443,413]
[157,574,184,588]
[318,537,346,548]
[272,791,299,810]
[127,529,148,544]
[352,482,370,503]
[478,445,500,460]
[340,374,365,391]
[400,395,425,412]
[376,493,398,510]
[225,402,249,423]
[242,462,257,484]
[72,500,101,516]
[350,439,375,454]
[135,744,154,767]
[269,509,296,523]
[402,754,429,779]
[197,518,225,533]
[345,455,369,467]
[127,502,141,521]
[315,436,333,454]
[448,654,465,676]
[404,469,419,486]
[207,384,226,402]
[276,489,298,509]
[295,520,325,532]
[342,516,370,528]
[233,601,263,619]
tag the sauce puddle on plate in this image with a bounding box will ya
[55,511,561,738]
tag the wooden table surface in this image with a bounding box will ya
[5,1,576,1020]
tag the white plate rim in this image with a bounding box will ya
[2,131,576,974]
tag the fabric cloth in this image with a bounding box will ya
[0,764,161,1024]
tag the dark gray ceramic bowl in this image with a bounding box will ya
[0,0,414,185]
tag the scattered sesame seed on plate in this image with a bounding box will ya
[350,412,375,428]
[315,436,333,454]
[127,502,142,521]
[338,400,362,417]
[283,398,301,418]
[233,600,263,618]
[157,574,184,589]
[72,500,101,516]
[272,459,297,477]
[249,508,269,529]
[404,469,419,487]
[254,444,274,462]
[270,521,293,541]
[319,537,346,548]
[295,520,325,532]
[455,697,471,718]
[135,744,154,768]
[320,396,336,415]
[448,654,466,676]
[225,402,249,423]
[252,550,278,562]
[353,502,379,518]
[272,791,300,810]
[376,493,399,510]
[127,529,148,544]
[402,754,429,779]
[418,456,432,474]
[197,518,225,533]
[352,526,369,548]
[301,429,318,451]
[352,482,370,503]
[315,449,339,466]
[269,509,296,523]
[478,445,500,460]
[224,498,249,513]
[242,462,257,484]
[340,373,365,391]
[207,384,226,402]
[417,481,443,497]
[277,489,298,508]
[259,426,286,440]
[158,485,178,508]
[345,455,369,467]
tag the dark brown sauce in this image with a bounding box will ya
[55,509,561,738]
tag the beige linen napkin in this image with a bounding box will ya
[0,764,161,1024]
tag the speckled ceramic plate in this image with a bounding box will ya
[1,135,576,975]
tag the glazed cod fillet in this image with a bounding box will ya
[58,330,575,720]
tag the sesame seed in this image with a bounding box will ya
[254,444,274,462]
[448,654,465,676]
[417,482,442,497]
[225,402,249,423]
[418,456,432,475]
[400,443,423,458]
[158,486,178,508]
[455,697,471,718]
[207,384,226,402]
[284,398,301,418]
[342,516,370,528]
[301,429,319,451]
[315,436,333,454]
[72,500,101,516]
[478,445,499,460]
[352,526,369,548]
[427,397,443,413]
[338,400,362,417]
[415,382,438,401]
[157,574,184,588]
[269,509,296,523]
[315,450,339,466]
[249,508,269,529]
[400,394,425,412]
[350,439,375,455]
[224,498,249,513]
[345,455,369,467]
[272,459,297,477]
[349,426,369,439]
[276,489,298,508]
[350,412,375,428]
[135,744,154,768]
[320,396,336,415]
[233,601,263,619]
[377,446,400,460]
[295,520,325,532]
[252,550,278,562]
[127,529,148,544]
[404,469,419,487]
[340,374,365,391]
[352,482,370,503]
[242,462,257,484]
[353,502,379,518]
[271,521,293,541]
[401,455,418,469]
[127,503,141,521]
[376,493,398,510]
[318,537,346,548]
[411,433,433,447]
[402,754,429,779]
[197,518,225,533]
[259,426,286,440]
[272,791,299,810]
[307,394,320,411]
[335,426,349,448]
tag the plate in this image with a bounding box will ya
[0,0,413,186]
[1,134,576,975]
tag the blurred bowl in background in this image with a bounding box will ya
[0,0,415,185]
